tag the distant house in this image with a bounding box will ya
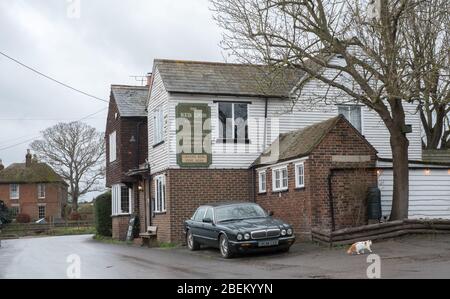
[0,150,68,221]
[105,84,149,240]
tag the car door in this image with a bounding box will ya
[199,207,218,246]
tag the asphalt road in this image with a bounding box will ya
[1,234,450,279]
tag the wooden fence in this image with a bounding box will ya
[312,219,450,246]
[0,220,94,239]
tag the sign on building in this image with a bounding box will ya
[176,103,212,168]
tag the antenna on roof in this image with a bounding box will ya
[129,75,147,86]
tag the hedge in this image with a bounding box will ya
[94,192,112,237]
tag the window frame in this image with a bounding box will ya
[217,102,250,143]
[154,175,166,213]
[10,184,19,200]
[109,131,117,163]
[295,162,305,189]
[10,205,20,218]
[258,170,267,194]
[337,105,363,134]
[38,205,46,219]
[37,183,46,199]
[272,166,289,192]
[153,106,164,146]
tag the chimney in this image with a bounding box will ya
[0,159,4,171]
[26,149,32,167]
[146,72,153,86]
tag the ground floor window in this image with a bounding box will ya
[154,175,166,213]
[295,162,305,189]
[112,184,132,215]
[38,205,46,219]
[10,205,20,218]
[258,170,267,193]
[272,166,288,192]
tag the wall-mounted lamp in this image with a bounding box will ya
[425,169,431,176]
[377,170,383,176]
[130,135,136,143]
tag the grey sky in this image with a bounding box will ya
[0,0,223,199]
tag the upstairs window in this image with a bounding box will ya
[154,107,164,145]
[109,131,117,162]
[10,184,19,200]
[218,102,249,143]
[272,166,288,192]
[38,184,46,199]
[338,105,362,133]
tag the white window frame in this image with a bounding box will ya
[272,166,288,192]
[38,204,46,219]
[153,106,164,145]
[337,105,363,133]
[295,162,305,189]
[109,131,117,162]
[111,184,132,216]
[154,175,166,213]
[258,170,267,193]
[10,184,19,200]
[38,183,46,199]
[10,204,20,218]
[217,102,250,142]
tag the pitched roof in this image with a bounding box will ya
[111,85,149,117]
[154,59,305,98]
[0,162,67,184]
[252,115,376,167]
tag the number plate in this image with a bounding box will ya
[258,240,279,247]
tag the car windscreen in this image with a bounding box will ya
[215,204,267,222]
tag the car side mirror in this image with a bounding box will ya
[268,211,274,217]
[203,218,213,224]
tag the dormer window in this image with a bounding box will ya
[338,105,362,133]
[218,102,249,143]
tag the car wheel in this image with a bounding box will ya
[187,230,200,251]
[219,234,233,259]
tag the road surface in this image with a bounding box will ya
[1,234,450,279]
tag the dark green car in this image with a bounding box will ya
[184,202,296,258]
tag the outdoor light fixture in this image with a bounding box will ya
[129,135,136,143]
[377,170,383,176]
[425,169,431,176]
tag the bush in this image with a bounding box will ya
[94,192,112,237]
[0,200,12,225]
[16,213,31,224]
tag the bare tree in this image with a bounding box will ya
[31,122,105,211]
[405,0,450,149]
[211,0,449,220]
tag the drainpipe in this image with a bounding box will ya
[263,98,269,150]
[327,171,336,232]
[147,162,153,228]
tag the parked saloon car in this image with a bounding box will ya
[184,202,295,258]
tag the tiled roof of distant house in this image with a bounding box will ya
[154,59,306,98]
[111,85,149,117]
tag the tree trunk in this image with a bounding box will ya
[72,196,79,212]
[389,130,410,220]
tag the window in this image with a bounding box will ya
[272,166,288,192]
[193,207,207,222]
[109,131,117,162]
[111,184,132,215]
[258,171,267,193]
[10,205,20,218]
[154,175,166,213]
[154,107,164,145]
[295,162,305,189]
[204,208,213,221]
[10,184,19,199]
[218,102,249,143]
[38,205,46,219]
[38,184,46,199]
[338,105,362,133]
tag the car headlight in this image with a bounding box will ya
[287,228,293,236]
[237,234,243,241]
[281,229,287,236]
[244,233,251,240]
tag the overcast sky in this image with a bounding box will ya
[0,0,224,199]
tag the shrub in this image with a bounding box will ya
[16,213,31,224]
[0,200,12,225]
[94,192,112,237]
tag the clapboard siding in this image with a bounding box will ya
[379,169,450,219]
[148,70,170,174]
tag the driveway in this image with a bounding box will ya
[1,234,450,279]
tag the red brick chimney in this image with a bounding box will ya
[0,159,4,171]
[146,72,153,86]
[26,149,32,167]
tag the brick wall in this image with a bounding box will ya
[112,215,131,241]
[256,119,378,239]
[0,182,67,220]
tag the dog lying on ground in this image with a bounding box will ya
[347,240,373,255]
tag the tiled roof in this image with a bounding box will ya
[0,162,66,184]
[111,85,149,117]
[154,59,306,98]
[252,115,374,167]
